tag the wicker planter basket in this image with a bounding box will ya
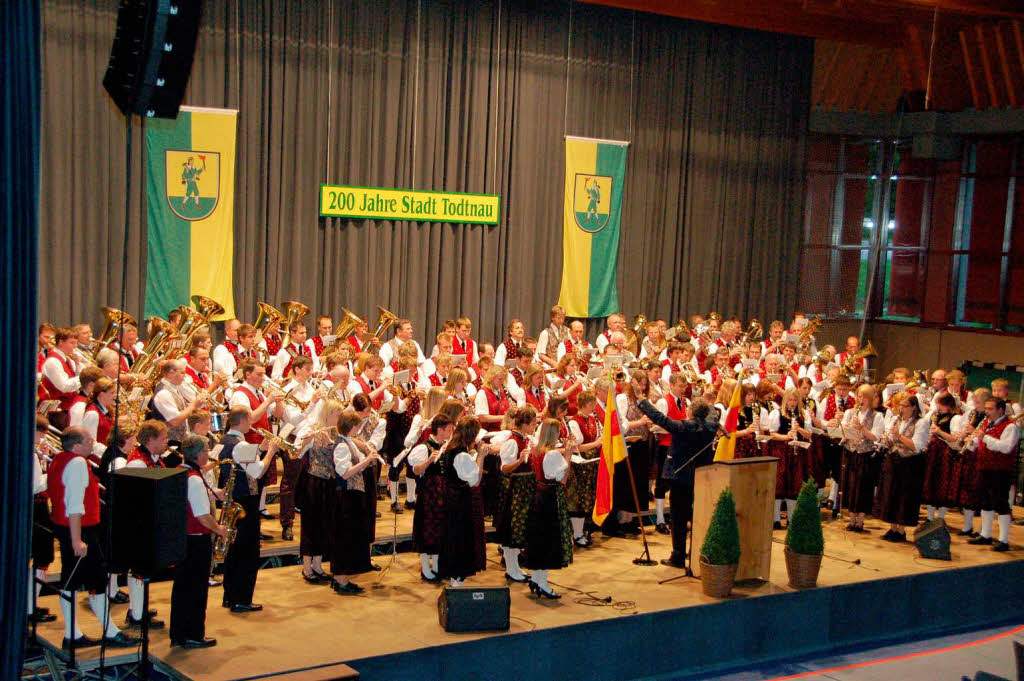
[699,559,737,598]
[784,547,822,589]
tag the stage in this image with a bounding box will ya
[31,509,1024,681]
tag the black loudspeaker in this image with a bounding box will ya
[111,467,187,576]
[102,0,203,118]
[437,587,511,633]
[914,518,952,560]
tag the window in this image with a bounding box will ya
[799,134,1024,332]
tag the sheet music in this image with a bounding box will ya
[234,442,260,464]
[393,369,410,386]
[451,355,468,367]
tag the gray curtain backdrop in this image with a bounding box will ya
[39,0,811,344]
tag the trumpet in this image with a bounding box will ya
[253,428,302,460]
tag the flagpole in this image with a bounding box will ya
[623,448,657,566]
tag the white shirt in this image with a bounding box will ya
[595,331,612,353]
[766,408,812,433]
[407,440,441,468]
[361,416,387,451]
[153,380,188,423]
[58,455,89,517]
[453,452,481,486]
[81,404,112,455]
[225,429,267,479]
[125,449,161,469]
[840,407,885,440]
[542,450,568,482]
[894,417,931,453]
[186,469,212,520]
[281,379,317,425]
[333,438,360,477]
[498,437,524,467]
[474,387,506,418]
[68,399,88,427]
[212,342,240,377]
[379,339,426,367]
[568,417,603,445]
[613,393,633,436]
[271,341,321,381]
[404,414,429,450]
[33,451,46,495]
[493,340,522,369]
[229,382,264,410]
[41,350,81,393]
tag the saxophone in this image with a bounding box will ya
[213,465,246,560]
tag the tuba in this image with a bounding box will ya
[132,317,182,376]
[622,314,648,356]
[738,319,763,346]
[841,340,877,378]
[254,301,286,339]
[332,307,365,352]
[796,315,822,352]
[191,294,225,322]
[368,306,398,354]
[93,307,138,357]
[279,301,310,347]
[175,305,206,345]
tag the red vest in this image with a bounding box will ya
[659,395,688,446]
[282,342,308,378]
[186,365,209,390]
[823,393,855,421]
[509,366,526,387]
[563,337,590,355]
[347,335,363,353]
[40,351,78,409]
[312,335,326,356]
[837,352,864,372]
[502,338,520,362]
[85,403,114,447]
[977,417,1017,472]
[264,333,282,357]
[483,388,510,432]
[452,336,475,362]
[428,373,444,387]
[524,386,547,413]
[221,339,243,365]
[357,376,384,411]
[571,413,598,446]
[235,385,271,444]
[507,432,530,473]
[48,451,101,527]
[126,446,166,468]
[184,468,213,535]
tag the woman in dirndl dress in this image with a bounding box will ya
[566,390,603,547]
[921,392,962,523]
[436,416,487,586]
[495,405,538,584]
[874,394,930,543]
[955,388,991,537]
[330,410,380,595]
[840,383,884,531]
[766,388,812,529]
[734,383,763,460]
[408,413,456,583]
[524,418,574,599]
[798,377,828,494]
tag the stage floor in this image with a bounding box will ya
[33,510,1024,681]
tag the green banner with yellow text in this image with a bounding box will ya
[557,136,628,318]
[145,106,237,320]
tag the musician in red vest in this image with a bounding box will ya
[347,318,380,354]
[230,360,285,523]
[967,397,1020,552]
[594,313,626,354]
[355,355,392,412]
[651,373,690,534]
[817,375,855,511]
[40,326,83,429]
[311,315,333,357]
[48,427,138,649]
[494,318,526,368]
[566,391,603,547]
[37,322,56,373]
[452,317,479,366]
[271,321,320,381]
[170,436,227,649]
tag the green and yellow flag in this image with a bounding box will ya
[557,136,629,318]
[144,106,237,320]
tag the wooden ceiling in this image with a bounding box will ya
[579,0,1024,112]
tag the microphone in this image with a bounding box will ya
[714,423,732,439]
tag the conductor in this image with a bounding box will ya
[638,397,720,569]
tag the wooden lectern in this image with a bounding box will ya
[690,457,777,581]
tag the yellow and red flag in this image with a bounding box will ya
[714,377,743,462]
[593,390,628,526]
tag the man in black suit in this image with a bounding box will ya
[217,407,277,613]
[638,397,721,569]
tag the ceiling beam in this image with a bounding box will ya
[975,24,1000,108]
[994,25,1017,108]
[960,29,982,109]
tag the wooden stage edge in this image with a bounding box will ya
[31,510,1024,681]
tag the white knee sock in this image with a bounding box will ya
[60,590,83,640]
[430,554,438,572]
[981,510,995,539]
[531,569,548,589]
[128,576,144,620]
[259,487,267,512]
[570,517,585,539]
[774,500,782,522]
[998,514,1012,544]
[787,499,798,517]
[108,574,120,598]
[406,478,417,503]
[926,505,935,521]
[963,509,975,532]
[420,553,435,578]
[87,593,121,638]
[505,548,524,579]
[390,483,399,505]
[829,481,839,504]
[938,507,947,519]
[655,499,666,525]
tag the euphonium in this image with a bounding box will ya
[334,308,365,345]
[213,467,245,560]
[93,307,138,358]
[132,317,182,375]
[796,315,822,352]
[175,304,206,346]
[253,302,286,339]
[191,294,225,322]
[622,314,648,356]
[841,340,877,378]
[279,300,310,347]
[738,318,763,346]
[368,306,398,353]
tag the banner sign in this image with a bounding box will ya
[319,184,500,225]
[145,106,237,320]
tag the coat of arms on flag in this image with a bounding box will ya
[165,149,220,221]
[573,173,612,233]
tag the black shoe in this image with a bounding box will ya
[175,637,217,649]
[504,573,529,584]
[259,532,272,541]
[259,510,275,520]
[889,532,907,543]
[369,562,381,571]
[831,508,841,520]
[881,529,896,541]
[621,522,641,536]
[281,527,294,541]
[391,502,404,514]
[125,611,164,629]
[29,611,57,624]
[230,603,263,613]
[62,635,100,650]
[221,598,233,609]
[993,541,1011,552]
[956,528,976,537]
[530,582,561,599]
[110,590,130,605]
[603,527,625,538]
[573,536,590,548]
[375,511,382,518]
[332,581,363,594]
[655,523,670,535]
[660,558,686,568]
[773,521,783,530]
[820,499,834,510]
[404,500,416,510]
[103,631,140,647]
[312,570,332,582]
[302,570,321,585]
[968,535,993,545]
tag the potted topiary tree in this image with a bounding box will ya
[699,488,741,598]
[785,478,825,588]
